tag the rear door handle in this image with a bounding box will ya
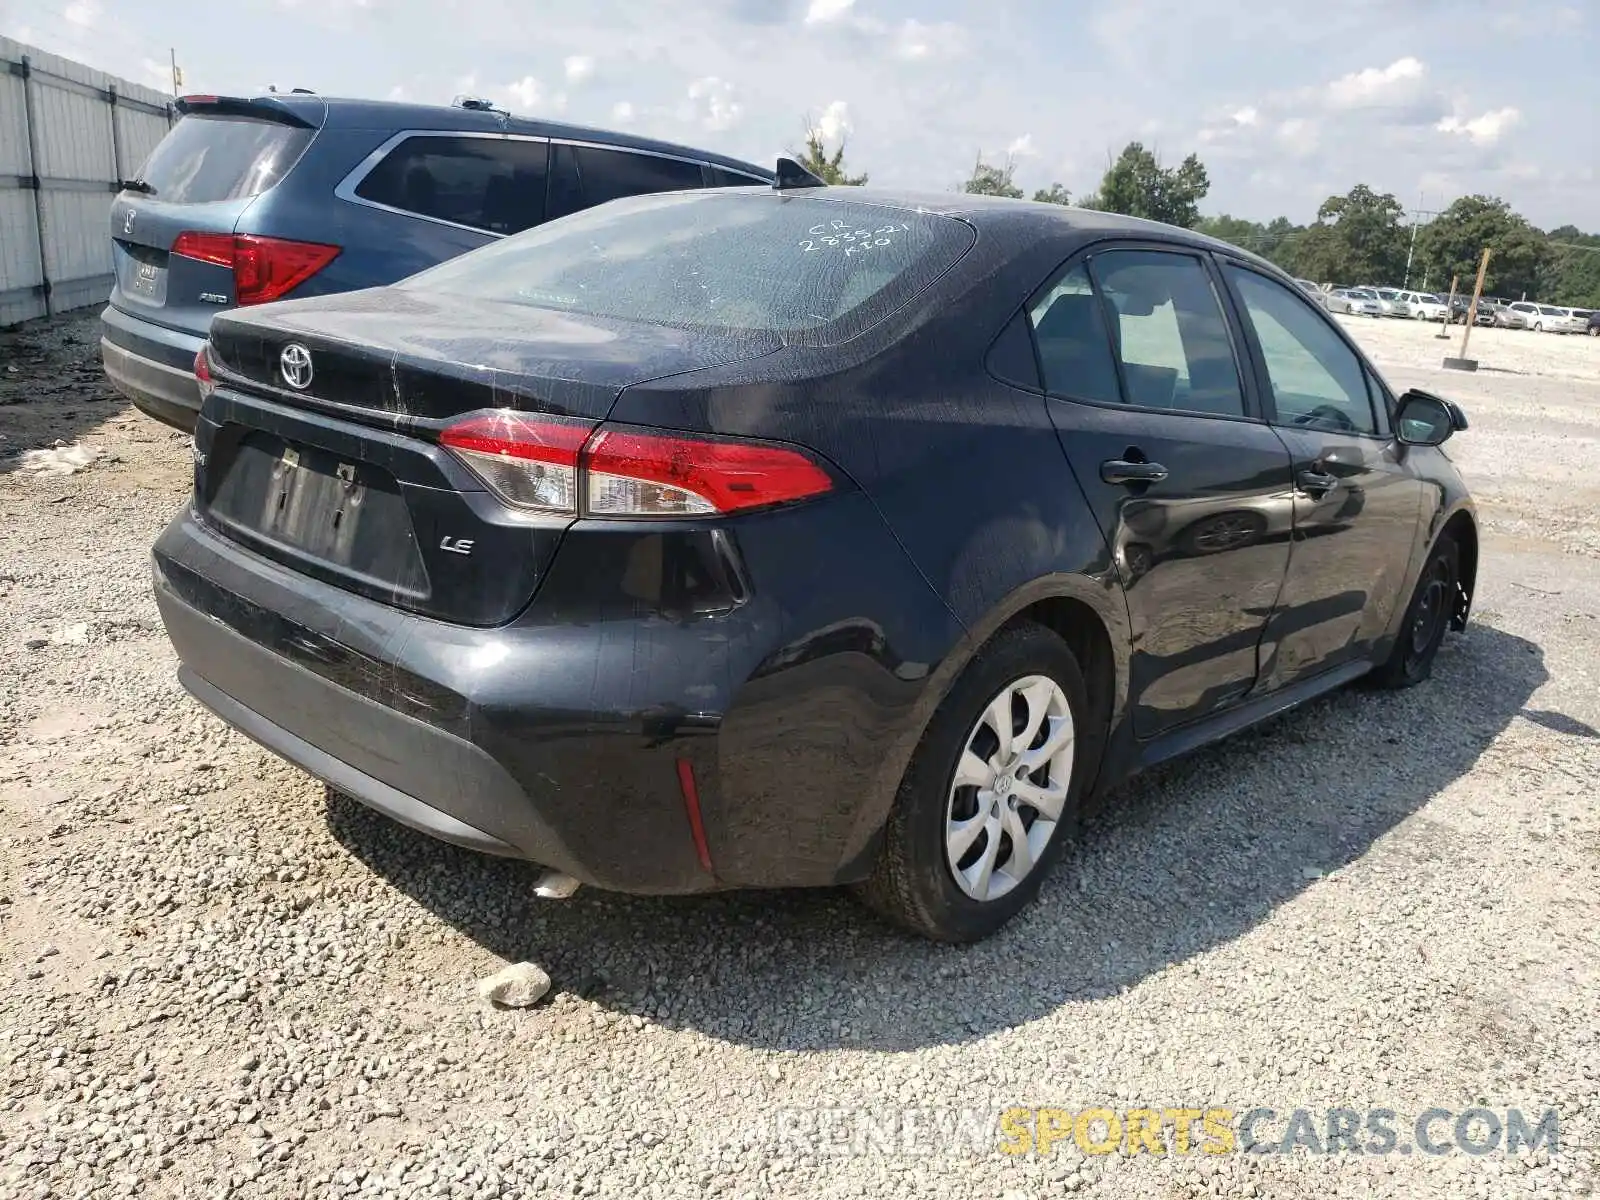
[1100,459,1169,486]
[1297,469,1338,495]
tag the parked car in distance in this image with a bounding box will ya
[1372,288,1410,318]
[1505,301,1543,329]
[1327,287,1384,317]
[153,188,1478,942]
[1494,301,1530,329]
[1294,278,1321,300]
[102,94,773,433]
[1397,291,1449,321]
[1586,309,1600,336]
[1554,307,1593,334]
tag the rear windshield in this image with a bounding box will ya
[134,114,314,204]
[401,191,975,342]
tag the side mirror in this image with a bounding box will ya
[1395,389,1468,446]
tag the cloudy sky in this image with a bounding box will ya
[5,0,1595,228]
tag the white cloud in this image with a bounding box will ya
[811,100,852,142]
[1436,107,1520,145]
[564,55,594,84]
[893,18,965,61]
[1327,56,1425,108]
[686,75,742,131]
[63,0,100,26]
[387,84,406,101]
[1232,106,1259,127]
[1276,117,1319,156]
[502,75,542,109]
[804,0,856,24]
[1007,134,1038,158]
[611,100,635,123]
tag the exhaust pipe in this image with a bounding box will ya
[532,869,581,899]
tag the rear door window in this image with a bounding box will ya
[547,144,707,220]
[353,135,549,234]
[1089,249,1248,418]
[135,114,313,203]
[1027,263,1121,405]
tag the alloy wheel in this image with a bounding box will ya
[944,675,1074,902]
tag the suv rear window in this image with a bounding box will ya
[354,135,550,234]
[135,114,313,204]
[402,191,975,342]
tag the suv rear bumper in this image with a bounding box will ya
[100,305,204,432]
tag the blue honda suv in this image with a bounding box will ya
[101,94,773,431]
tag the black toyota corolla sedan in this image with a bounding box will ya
[153,183,1476,942]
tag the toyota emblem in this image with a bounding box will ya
[279,343,314,390]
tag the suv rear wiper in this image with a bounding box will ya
[120,178,157,195]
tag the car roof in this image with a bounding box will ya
[762,186,1291,269]
[242,93,774,178]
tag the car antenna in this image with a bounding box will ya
[773,156,827,190]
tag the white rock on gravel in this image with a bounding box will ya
[19,440,100,477]
[478,961,553,1008]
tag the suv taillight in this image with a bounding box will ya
[439,412,833,518]
[170,232,340,305]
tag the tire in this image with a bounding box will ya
[855,622,1095,942]
[1368,537,1459,689]
[1534,322,1543,333]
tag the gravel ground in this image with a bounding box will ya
[2,310,1598,1200]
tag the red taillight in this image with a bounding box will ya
[193,345,215,400]
[438,411,834,518]
[169,233,340,305]
[584,428,833,517]
[233,235,340,305]
[438,412,592,513]
[170,231,234,268]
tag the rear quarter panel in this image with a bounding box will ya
[607,221,1132,859]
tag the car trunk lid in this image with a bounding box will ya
[197,291,780,626]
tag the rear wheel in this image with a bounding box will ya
[1369,537,1459,689]
[855,623,1093,942]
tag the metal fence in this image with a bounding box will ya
[0,37,174,328]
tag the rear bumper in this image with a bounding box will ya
[100,305,205,432]
[152,513,716,892]
[178,665,521,858]
[150,495,956,894]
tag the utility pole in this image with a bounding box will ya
[170,49,181,98]
[1402,190,1423,289]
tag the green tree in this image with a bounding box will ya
[1088,142,1210,228]
[1193,214,1307,276]
[1416,195,1547,301]
[1541,225,1600,308]
[1032,182,1071,206]
[1291,184,1408,285]
[962,154,1023,198]
[793,125,868,186]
